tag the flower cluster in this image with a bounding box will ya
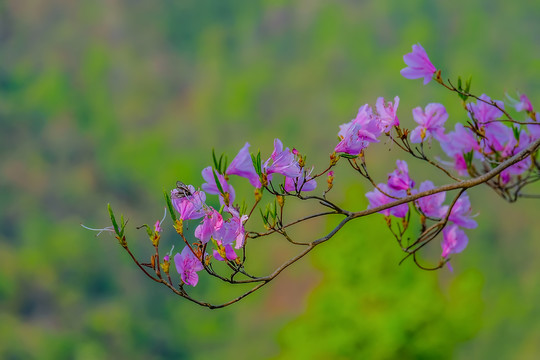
[166,137,320,286]
[93,43,540,308]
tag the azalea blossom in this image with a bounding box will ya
[414,180,448,218]
[213,244,238,262]
[441,225,468,258]
[226,142,261,188]
[499,129,533,184]
[439,123,480,176]
[409,103,448,143]
[201,166,236,206]
[375,96,400,131]
[284,167,317,192]
[335,105,382,155]
[174,246,204,286]
[448,192,477,229]
[171,185,206,220]
[400,43,437,85]
[263,138,302,178]
[514,94,533,113]
[214,206,249,249]
[482,122,517,157]
[467,94,504,126]
[194,208,223,244]
[387,160,415,191]
[365,183,408,218]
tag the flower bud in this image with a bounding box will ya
[330,152,339,166]
[326,171,334,191]
[174,219,184,235]
[160,258,170,274]
[151,233,160,247]
[254,188,262,202]
[261,173,268,187]
[276,195,285,208]
[116,235,127,248]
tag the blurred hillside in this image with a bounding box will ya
[0,0,539,359]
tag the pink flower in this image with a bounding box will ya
[449,192,477,229]
[201,167,236,206]
[154,220,162,233]
[213,244,237,262]
[375,96,400,131]
[387,160,415,191]
[514,94,533,113]
[335,105,382,155]
[500,129,533,183]
[400,43,437,85]
[528,121,540,140]
[414,180,448,218]
[365,183,409,218]
[174,246,204,286]
[409,103,448,143]
[194,208,223,244]
[482,122,516,157]
[171,185,206,220]
[264,139,302,178]
[284,167,317,192]
[226,142,261,188]
[467,94,504,126]
[439,123,480,176]
[441,225,468,258]
[215,206,249,249]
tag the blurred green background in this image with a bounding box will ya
[1,0,539,359]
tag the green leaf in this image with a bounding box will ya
[512,125,520,140]
[212,168,225,194]
[164,190,177,222]
[337,153,359,159]
[218,153,224,174]
[108,203,120,235]
[212,148,219,170]
[119,214,126,237]
[252,150,262,175]
[465,76,472,93]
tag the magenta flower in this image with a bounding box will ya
[414,180,448,218]
[284,167,317,192]
[528,122,540,140]
[400,43,437,85]
[264,139,302,178]
[409,103,448,143]
[194,208,223,244]
[171,185,206,220]
[514,94,533,113]
[439,123,480,176]
[174,246,204,286]
[226,142,262,188]
[500,129,532,183]
[449,192,477,229]
[441,225,468,258]
[213,244,237,262]
[154,220,162,233]
[215,206,249,249]
[467,94,504,126]
[375,96,400,131]
[335,105,382,155]
[387,160,415,191]
[201,166,236,206]
[482,122,517,157]
[365,183,409,218]
[441,123,480,156]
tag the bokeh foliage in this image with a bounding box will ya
[0,0,539,359]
